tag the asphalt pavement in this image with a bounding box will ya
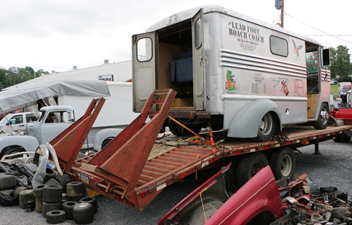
[0,139,351,225]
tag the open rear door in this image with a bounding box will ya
[192,9,205,111]
[132,32,156,112]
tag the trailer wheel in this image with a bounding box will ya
[236,152,268,188]
[333,135,341,142]
[269,147,296,180]
[253,112,276,142]
[313,103,329,129]
[340,133,351,143]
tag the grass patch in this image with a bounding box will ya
[330,84,339,94]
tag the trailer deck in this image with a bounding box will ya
[47,90,352,211]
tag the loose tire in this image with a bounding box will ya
[73,202,94,224]
[44,168,57,184]
[67,181,86,197]
[13,186,27,199]
[62,201,78,220]
[54,174,71,193]
[0,174,16,190]
[253,112,276,142]
[269,147,296,180]
[235,152,268,188]
[46,210,66,224]
[33,184,45,198]
[19,190,35,209]
[79,197,98,214]
[340,133,351,143]
[0,189,15,197]
[42,202,62,218]
[42,185,63,203]
[313,103,329,129]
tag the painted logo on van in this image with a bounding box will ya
[292,39,303,61]
[225,70,236,91]
[273,77,290,96]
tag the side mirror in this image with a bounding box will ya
[6,122,10,126]
[323,49,330,66]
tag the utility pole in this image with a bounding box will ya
[275,0,284,28]
[280,0,284,28]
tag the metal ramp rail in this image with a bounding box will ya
[55,89,178,210]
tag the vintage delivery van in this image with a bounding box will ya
[132,5,331,141]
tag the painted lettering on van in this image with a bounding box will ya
[228,21,264,44]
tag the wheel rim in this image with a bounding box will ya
[320,108,329,125]
[250,162,264,178]
[281,155,292,177]
[259,113,273,136]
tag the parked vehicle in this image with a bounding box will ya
[330,107,352,143]
[0,112,37,134]
[0,80,138,157]
[132,5,331,141]
[339,84,351,107]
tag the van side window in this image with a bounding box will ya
[270,36,288,57]
[195,18,202,49]
[137,38,152,62]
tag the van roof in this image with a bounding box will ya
[342,84,352,88]
[146,5,322,46]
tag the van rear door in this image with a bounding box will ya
[132,32,156,112]
[192,9,205,111]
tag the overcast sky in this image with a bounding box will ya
[1,0,351,73]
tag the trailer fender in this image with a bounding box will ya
[227,99,282,138]
[93,128,124,151]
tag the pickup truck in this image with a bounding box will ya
[0,104,123,158]
[0,112,37,134]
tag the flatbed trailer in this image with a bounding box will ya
[47,89,352,211]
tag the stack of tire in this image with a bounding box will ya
[0,173,27,205]
[30,169,97,224]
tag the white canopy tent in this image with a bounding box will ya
[0,80,110,114]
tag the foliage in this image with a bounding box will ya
[329,45,352,80]
[0,66,49,91]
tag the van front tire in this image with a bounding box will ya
[313,103,329,129]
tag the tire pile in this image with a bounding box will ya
[0,165,98,224]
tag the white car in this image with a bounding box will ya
[0,112,37,134]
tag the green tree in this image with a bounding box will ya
[329,45,352,80]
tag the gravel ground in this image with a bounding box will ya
[0,139,351,224]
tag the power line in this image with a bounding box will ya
[285,12,352,45]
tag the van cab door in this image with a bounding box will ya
[132,32,156,112]
[192,9,205,111]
